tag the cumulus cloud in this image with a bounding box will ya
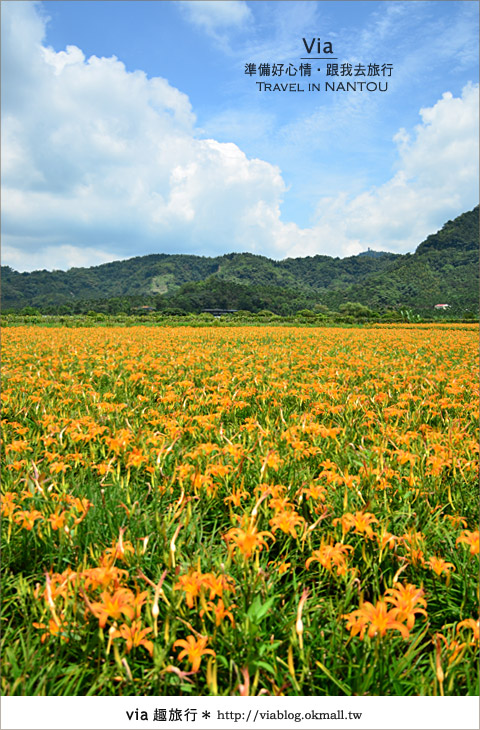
[177,0,252,32]
[1,1,290,270]
[176,0,252,51]
[2,242,122,272]
[288,83,479,258]
[1,1,478,271]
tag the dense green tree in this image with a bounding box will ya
[2,207,478,316]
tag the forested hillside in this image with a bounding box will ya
[2,206,478,316]
[1,250,398,309]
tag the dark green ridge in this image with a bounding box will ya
[2,206,478,316]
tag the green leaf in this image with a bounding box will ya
[247,596,276,623]
[315,660,351,695]
[255,660,275,674]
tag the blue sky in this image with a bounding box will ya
[2,0,478,271]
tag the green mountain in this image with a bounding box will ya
[319,206,479,313]
[1,249,398,309]
[2,206,478,315]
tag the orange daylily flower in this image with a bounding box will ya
[104,430,133,453]
[1,492,18,517]
[444,515,468,529]
[200,599,236,627]
[343,599,410,640]
[13,509,43,530]
[174,571,207,609]
[276,561,291,575]
[269,510,305,538]
[33,617,70,643]
[434,633,465,666]
[112,621,153,656]
[264,450,283,471]
[48,510,67,530]
[377,530,398,551]
[301,483,327,502]
[405,547,426,568]
[435,619,479,667]
[456,530,479,555]
[384,582,428,629]
[456,618,479,643]
[333,510,378,539]
[224,518,274,559]
[174,571,234,608]
[268,496,292,512]
[173,634,215,672]
[126,447,146,468]
[202,573,236,600]
[49,461,70,475]
[305,542,353,576]
[224,488,249,507]
[82,565,129,591]
[89,589,136,628]
[427,556,455,577]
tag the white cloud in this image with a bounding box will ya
[2,242,122,272]
[177,0,251,31]
[1,1,291,270]
[287,83,479,258]
[177,0,320,63]
[42,44,85,74]
[1,2,478,271]
[176,0,252,51]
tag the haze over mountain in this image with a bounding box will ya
[2,206,478,316]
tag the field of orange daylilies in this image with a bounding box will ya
[1,324,478,695]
